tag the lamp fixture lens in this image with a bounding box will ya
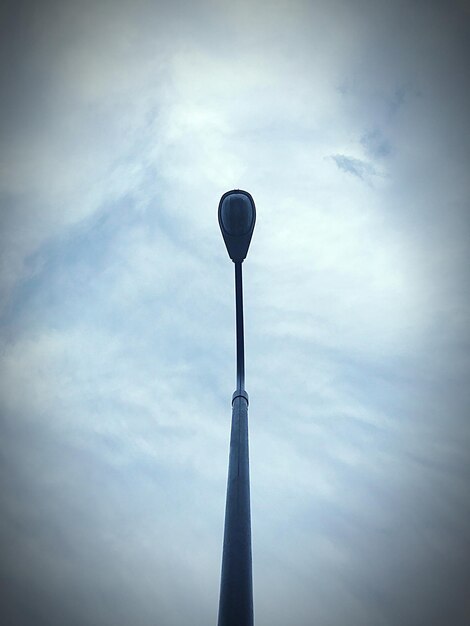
[220,193,254,236]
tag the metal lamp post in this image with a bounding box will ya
[217,190,256,626]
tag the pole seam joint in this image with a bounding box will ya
[232,389,249,405]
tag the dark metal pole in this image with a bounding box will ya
[235,262,245,392]
[217,260,254,626]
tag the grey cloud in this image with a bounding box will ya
[361,128,392,158]
[1,0,470,625]
[331,154,378,180]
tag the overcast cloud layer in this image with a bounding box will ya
[1,1,470,624]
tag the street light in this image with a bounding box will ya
[217,190,256,626]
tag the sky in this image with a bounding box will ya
[0,0,469,624]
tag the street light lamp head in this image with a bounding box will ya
[218,190,256,263]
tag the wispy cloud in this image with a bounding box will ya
[331,153,379,180]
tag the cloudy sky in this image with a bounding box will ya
[1,0,469,624]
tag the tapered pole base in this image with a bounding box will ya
[218,395,253,626]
